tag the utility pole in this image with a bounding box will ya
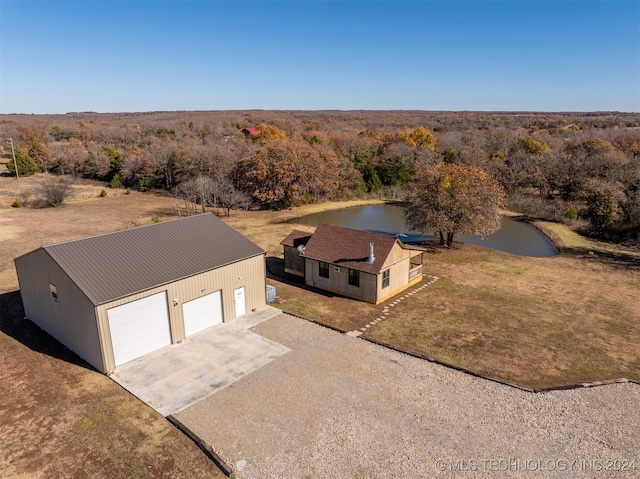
[7,138,19,179]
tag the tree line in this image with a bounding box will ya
[1,111,639,244]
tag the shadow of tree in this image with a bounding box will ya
[560,247,640,269]
[0,290,95,371]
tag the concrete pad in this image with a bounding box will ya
[111,306,289,416]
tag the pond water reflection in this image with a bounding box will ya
[292,204,557,257]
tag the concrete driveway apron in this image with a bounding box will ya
[110,306,289,416]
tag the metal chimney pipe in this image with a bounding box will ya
[367,241,375,264]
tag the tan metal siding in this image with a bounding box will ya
[95,253,266,373]
[15,249,105,372]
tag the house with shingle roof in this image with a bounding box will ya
[281,224,424,304]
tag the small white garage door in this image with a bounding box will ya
[107,292,172,367]
[183,291,223,337]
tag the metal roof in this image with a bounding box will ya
[31,213,265,306]
[301,224,402,275]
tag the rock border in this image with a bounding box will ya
[167,415,233,477]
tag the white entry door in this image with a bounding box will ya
[234,287,246,317]
[183,291,223,337]
[107,292,171,367]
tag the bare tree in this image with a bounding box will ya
[212,177,251,215]
[175,175,217,215]
[48,139,88,176]
[39,177,73,207]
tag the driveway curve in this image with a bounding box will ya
[175,313,640,479]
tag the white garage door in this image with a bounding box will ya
[107,292,171,367]
[183,291,223,337]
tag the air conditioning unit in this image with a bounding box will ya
[334,266,341,272]
[266,285,276,303]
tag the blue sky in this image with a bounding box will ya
[1,1,638,113]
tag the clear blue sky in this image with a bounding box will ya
[1,1,638,113]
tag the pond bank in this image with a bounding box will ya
[289,203,557,257]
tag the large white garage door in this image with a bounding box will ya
[107,292,171,367]
[183,291,223,337]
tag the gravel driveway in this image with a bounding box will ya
[174,313,640,479]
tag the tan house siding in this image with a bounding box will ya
[15,249,105,372]
[305,258,378,303]
[285,224,426,305]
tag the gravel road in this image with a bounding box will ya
[175,313,640,479]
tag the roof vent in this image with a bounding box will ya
[366,241,375,264]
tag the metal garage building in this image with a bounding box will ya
[14,213,267,374]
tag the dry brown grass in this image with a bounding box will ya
[1,175,225,478]
[0,290,226,478]
[0,174,181,292]
[366,244,640,389]
[263,216,640,390]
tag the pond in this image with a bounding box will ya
[291,204,557,257]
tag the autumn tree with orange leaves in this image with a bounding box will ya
[234,140,359,210]
[404,163,505,247]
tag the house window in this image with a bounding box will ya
[382,269,390,288]
[319,261,329,278]
[50,284,58,302]
[348,269,360,287]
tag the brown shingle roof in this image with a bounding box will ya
[280,229,312,248]
[21,213,265,306]
[301,224,401,274]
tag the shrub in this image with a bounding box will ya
[586,187,622,230]
[99,189,107,197]
[6,146,38,177]
[565,205,578,220]
[39,178,72,207]
[11,199,21,208]
[138,175,158,192]
[110,174,122,189]
[124,189,131,195]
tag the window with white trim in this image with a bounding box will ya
[382,269,390,288]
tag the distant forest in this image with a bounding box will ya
[2,110,639,245]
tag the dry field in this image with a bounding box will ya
[1,174,639,477]
[0,175,225,478]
